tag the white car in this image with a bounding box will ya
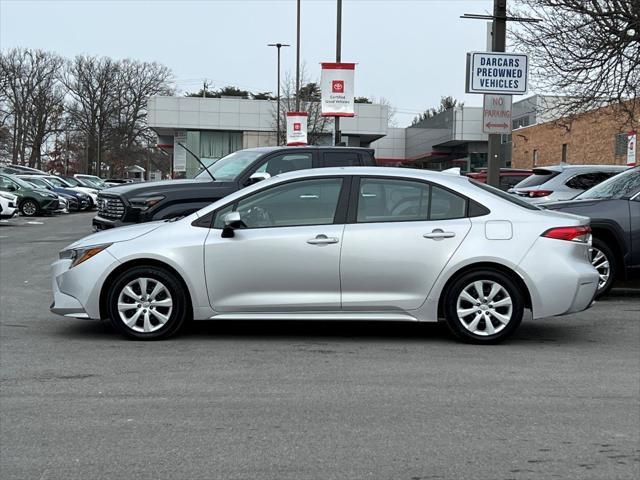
[0,191,18,219]
[51,167,599,343]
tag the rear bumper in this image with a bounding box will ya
[519,237,599,318]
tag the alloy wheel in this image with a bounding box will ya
[21,201,37,216]
[117,277,173,333]
[456,280,513,336]
[589,246,610,291]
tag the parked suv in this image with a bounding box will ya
[0,173,59,216]
[93,146,378,229]
[544,166,640,297]
[465,168,533,191]
[510,164,628,203]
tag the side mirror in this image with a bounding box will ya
[221,211,245,238]
[247,172,270,185]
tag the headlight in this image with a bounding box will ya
[59,243,112,268]
[129,195,165,211]
[0,192,16,201]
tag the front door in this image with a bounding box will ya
[340,177,472,310]
[204,176,347,312]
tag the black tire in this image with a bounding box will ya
[591,238,616,298]
[19,198,39,217]
[444,269,525,344]
[106,266,189,340]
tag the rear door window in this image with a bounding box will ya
[320,151,362,168]
[514,169,560,188]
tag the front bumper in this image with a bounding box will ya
[93,215,133,230]
[50,250,120,320]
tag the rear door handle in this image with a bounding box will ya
[307,234,339,245]
[423,229,456,240]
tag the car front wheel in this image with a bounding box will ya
[444,270,524,344]
[20,199,39,217]
[106,266,189,340]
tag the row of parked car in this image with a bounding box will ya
[0,163,138,218]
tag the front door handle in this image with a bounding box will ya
[307,234,339,245]
[423,229,456,240]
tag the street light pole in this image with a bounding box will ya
[335,0,342,146]
[295,0,301,111]
[268,43,290,146]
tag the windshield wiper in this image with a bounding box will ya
[177,142,216,181]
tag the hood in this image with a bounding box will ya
[104,178,226,197]
[65,221,164,250]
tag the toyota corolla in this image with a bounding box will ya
[51,167,599,343]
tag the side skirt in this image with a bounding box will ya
[206,311,421,322]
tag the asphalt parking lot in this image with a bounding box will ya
[1,212,639,480]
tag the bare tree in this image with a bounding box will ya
[0,48,65,166]
[411,96,464,126]
[511,0,639,123]
[63,55,120,174]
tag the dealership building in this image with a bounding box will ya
[147,94,635,177]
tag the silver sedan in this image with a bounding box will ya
[51,167,599,343]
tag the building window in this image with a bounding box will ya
[561,143,568,164]
[615,133,628,156]
[533,149,539,167]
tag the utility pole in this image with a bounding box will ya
[334,0,342,146]
[295,0,301,111]
[268,43,290,146]
[461,0,540,187]
[487,0,506,188]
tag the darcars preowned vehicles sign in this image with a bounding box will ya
[466,52,528,95]
[286,112,308,146]
[321,62,355,117]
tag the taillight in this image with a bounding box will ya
[542,225,592,243]
[528,190,553,198]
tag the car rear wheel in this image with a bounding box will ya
[19,199,39,217]
[590,239,616,298]
[444,270,524,344]
[106,266,189,340]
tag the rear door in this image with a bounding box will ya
[340,176,472,310]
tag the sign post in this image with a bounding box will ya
[482,94,512,135]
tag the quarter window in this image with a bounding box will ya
[213,177,344,229]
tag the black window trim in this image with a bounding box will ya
[346,174,478,225]
[236,148,319,187]
[196,174,350,230]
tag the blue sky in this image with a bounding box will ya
[1,0,495,126]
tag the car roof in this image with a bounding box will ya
[240,146,374,153]
[271,166,472,184]
[534,164,628,173]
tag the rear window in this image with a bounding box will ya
[514,169,560,188]
[470,180,541,210]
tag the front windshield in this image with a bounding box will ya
[46,176,73,188]
[574,167,639,200]
[79,176,105,188]
[195,150,265,181]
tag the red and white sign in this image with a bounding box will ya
[286,112,308,146]
[482,94,512,134]
[628,131,637,166]
[320,62,355,117]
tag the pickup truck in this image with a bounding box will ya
[93,146,378,229]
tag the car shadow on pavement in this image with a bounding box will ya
[56,315,597,346]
